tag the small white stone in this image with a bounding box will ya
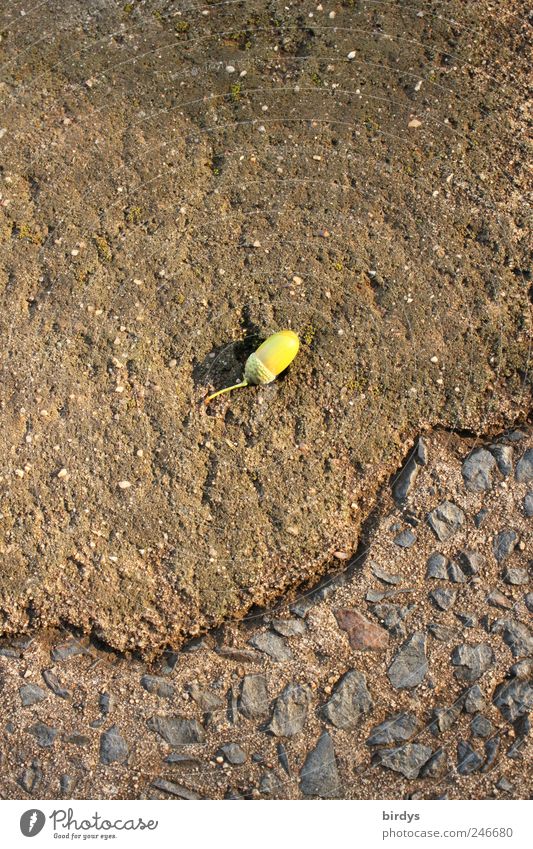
[57,468,68,479]
[225,65,235,73]
[347,50,356,59]
[430,355,439,363]
[118,480,132,489]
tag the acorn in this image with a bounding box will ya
[205,329,300,404]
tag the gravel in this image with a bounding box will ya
[147,715,206,746]
[451,644,495,682]
[249,632,293,662]
[373,743,433,779]
[99,725,129,764]
[393,528,417,548]
[238,674,269,720]
[300,732,340,798]
[219,742,246,764]
[492,679,533,722]
[322,669,373,730]
[366,712,419,746]
[427,501,465,541]
[28,722,57,748]
[491,618,533,658]
[457,739,484,774]
[515,449,533,483]
[426,552,448,579]
[387,632,428,689]
[492,529,518,563]
[140,675,175,699]
[462,448,497,492]
[19,684,46,707]
[429,587,457,611]
[268,682,311,737]
[488,445,513,477]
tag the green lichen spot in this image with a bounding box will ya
[93,235,112,262]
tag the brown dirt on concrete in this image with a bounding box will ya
[0,1,531,654]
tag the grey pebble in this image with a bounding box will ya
[488,444,513,477]
[323,669,372,730]
[428,623,460,642]
[509,659,533,680]
[371,562,402,585]
[487,589,513,610]
[455,611,477,628]
[457,739,483,774]
[277,742,291,776]
[60,774,75,796]
[493,679,533,722]
[420,748,448,778]
[387,632,428,689]
[271,618,306,637]
[470,714,494,738]
[429,704,461,735]
[215,646,259,663]
[451,644,494,682]
[260,770,283,796]
[483,736,500,773]
[457,550,485,576]
[268,682,311,737]
[496,776,514,793]
[158,650,179,676]
[474,507,489,528]
[164,753,201,766]
[447,561,468,583]
[394,528,417,548]
[462,448,496,492]
[19,684,46,707]
[504,567,529,586]
[19,760,42,794]
[515,449,533,483]
[189,683,224,714]
[28,722,57,748]
[152,779,202,799]
[289,596,315,618]
[525,593,533,613]
[42,669,69,699]
[300,732,340,798]
[491,618,533,658]
[427,501,465,542]
[392,440,426,502]
[373,743,433,780]
[238,674,269,720]
[372,603,413,638]
[366,712,419,746]
[426,552,448,580]
[493,529,518,563]
[141,675,175,699]
[461,685,487,714]
[524,493,533,518]
[147,715,205,746]
[249,631,293,662]
[429,588,456,611]
[100,725,129,764]
[219,743,246,765]
[99,692,113,716]
[50,641,87,662]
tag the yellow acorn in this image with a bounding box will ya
[205,329,300,404]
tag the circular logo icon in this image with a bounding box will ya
[20,810,46,837]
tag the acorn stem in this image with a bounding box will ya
[204,379,248,404]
